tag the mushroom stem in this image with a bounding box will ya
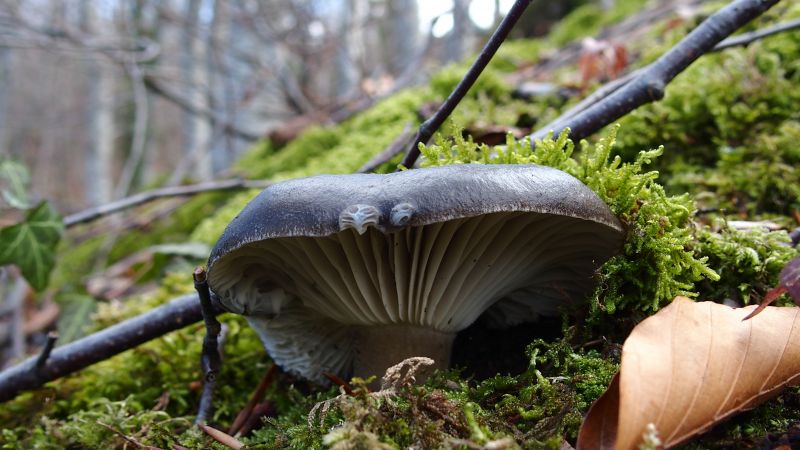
[352,325,455,381]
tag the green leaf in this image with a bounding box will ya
[0,159,31,209]
[0,202,64,290]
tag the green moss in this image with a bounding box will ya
[53,191,231,292]
[237,90,427,182]
[190,189,261,246]
[295,336,618,449]
[246,386,340,450]
[421,124,718,313]
[694,224,798,303]
[611,3,800,216]
[7,2,800,448]
[0,272,269,449]
[547,0,649,47]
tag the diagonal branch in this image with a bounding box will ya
[64,179,272,228]
[529,0,781,144]
[0,294,222,403]
[542,16,800,131]
[398,0,532,169]
[141,77,261,142]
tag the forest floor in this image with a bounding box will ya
[2,1,800,449]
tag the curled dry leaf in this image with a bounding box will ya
[578,296,800,450]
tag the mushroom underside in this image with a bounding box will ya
[210,211,620,380]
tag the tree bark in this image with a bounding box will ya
[81,0,116,206]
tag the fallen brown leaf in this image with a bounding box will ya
[578,297,800,450]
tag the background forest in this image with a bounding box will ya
[1,0,799,448]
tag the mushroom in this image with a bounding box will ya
[207,164,623,383]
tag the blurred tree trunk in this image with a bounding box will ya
[333,0,359,100]
[140,0,163,187]
[81,0,115,206]
[386,0,418,77]
[178,0,212,181]
[445,0,470,63]
[207,0,230,173]
[0,48,11,153]
[113,1,152,199]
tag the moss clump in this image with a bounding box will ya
[611,3,800,216]
[421,124,718,313]
[0,272,268,449]
[533,0,648,47]
[464,337,618,447]
[694,223,798,303]
[271,337,617,449]
[52,191,231,292]
[244,385,341,450]
[235,90,427,182]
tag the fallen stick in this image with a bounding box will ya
[0,293,221,403]
[528,0,781,144]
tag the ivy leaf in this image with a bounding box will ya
[0,159,31,209]
[0,202,64,290]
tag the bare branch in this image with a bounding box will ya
[529,0,781,144]
[141,77,261,142]
[193,267,223,425]
[64,179,272,228]
[544,17,800,131]
[0,293,222,403]
[357,123,414,173]
[713,16,800,51]
[399,0,532,169]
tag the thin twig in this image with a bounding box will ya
[64,179,271,228]
[713,17,800,51]
[35,332,58,370]
[229,364,278,436]
[543,70,639,129]
[541,17,800,133]
[96,421,163,450]
[399,0,532,169]
[194,267,223,425]
[0,293,221,403]
[529,0,781,145]
[142,77,260,142]
[199,424,244,450]
[238,400,275,436]
[357,123,414,173]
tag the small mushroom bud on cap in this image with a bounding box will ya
[207,164,624,383]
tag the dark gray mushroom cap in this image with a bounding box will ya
[208,164,622,268]
[206,164,624,382]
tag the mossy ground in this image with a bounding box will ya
[3,2,800,449]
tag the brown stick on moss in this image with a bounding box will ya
[0,293,221,403]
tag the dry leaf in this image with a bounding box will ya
[578,297,800,450]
